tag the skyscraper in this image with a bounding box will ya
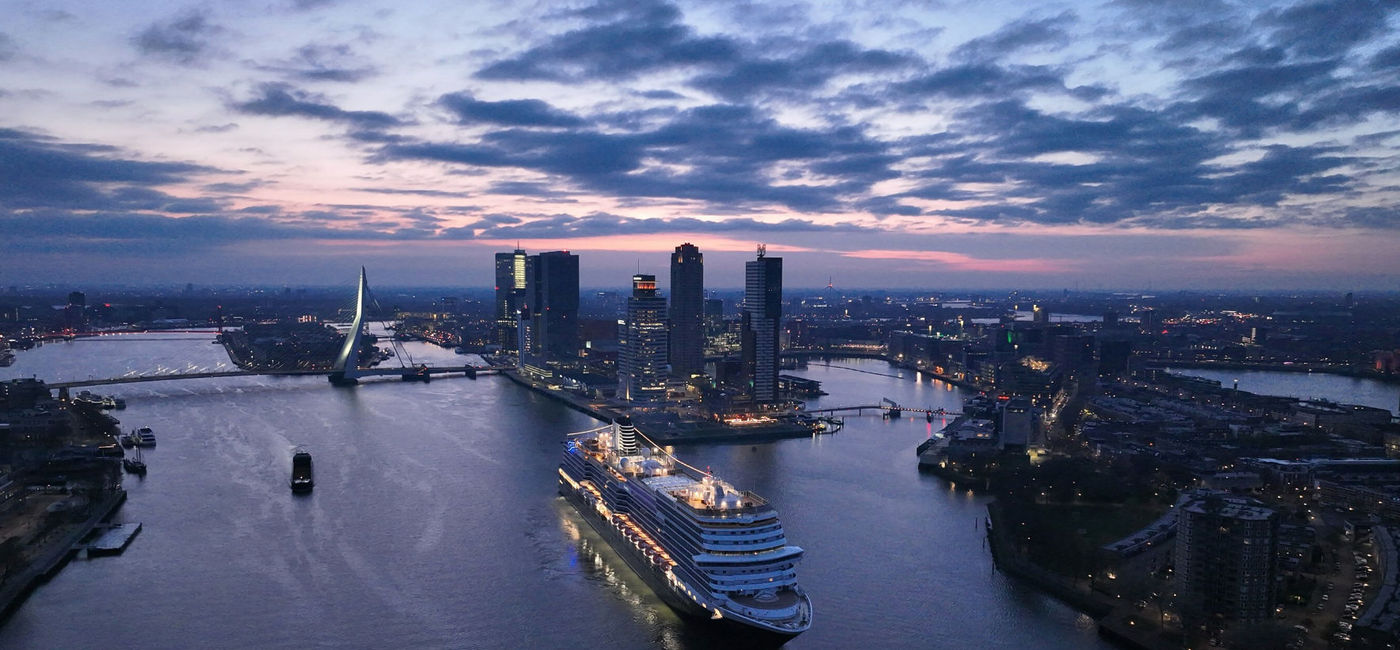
[527,251,579,361]
[669,243,704,378]
[618,274,669,403]
[742,246,782,403]
[494,248,526,350]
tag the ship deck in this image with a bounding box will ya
[730,590,801,610]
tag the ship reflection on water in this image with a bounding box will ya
[555,501,747,650]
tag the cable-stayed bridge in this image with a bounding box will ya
[48,268,504,390]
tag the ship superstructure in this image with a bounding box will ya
[559,417,811,644]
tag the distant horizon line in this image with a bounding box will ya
[0,283,1384,297]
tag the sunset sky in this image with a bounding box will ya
[2,0,1398,290]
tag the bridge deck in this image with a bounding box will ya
[807,404,962,415]
[50,365,503,389]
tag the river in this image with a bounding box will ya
[1169,367,1400,416]
[0,336,1110,649]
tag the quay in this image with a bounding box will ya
[985,500,1178,649]
[500,369,620,422]
[0,490,127,624]
[500,369,824,444]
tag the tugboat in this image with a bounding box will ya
[122,446,147,475]
[291,449,314,493]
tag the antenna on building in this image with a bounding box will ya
[757,243,766,258]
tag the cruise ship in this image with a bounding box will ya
[559,417,812,645]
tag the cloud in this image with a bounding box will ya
[475,0,739,81]
[0,32,15,61]
[0,211,405,251]
[1255,0,1396,59]
[133,10,220,64]
[890,63,1078,100]
[636,89,685,100]
[439,92,585,127]
[204,180,265,193]
[906,99,1359,228]
[477,0,913,101]
[380,101,895,212]
[0,128,216,212]
[469,212,875,239]
[689,39,916,100]
[952,11,1076,61]
[258,43,378,82]
[351,187,472,198]
[232,83,401,128]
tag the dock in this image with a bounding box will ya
[76,522,142,557]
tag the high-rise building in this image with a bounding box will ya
[1174,491,1279,622]
[64,291,86,331]
[618,274,669,403]
[494,249,527,350]
[704,298,724,334]
[516,304,536,370]
[998,396,1035,449]
[742,246,782,403]
[525,251,579,361]
[669,243,704,378]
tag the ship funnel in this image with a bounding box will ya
[614,416,639,455]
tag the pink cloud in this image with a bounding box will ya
[840,249,1070,273]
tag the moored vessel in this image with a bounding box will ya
[133,426,156,447]
[559,417,812,645]
[122,446,147,474]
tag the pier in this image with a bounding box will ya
[75,522,142,557]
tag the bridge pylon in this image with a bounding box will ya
[329,267,370,386]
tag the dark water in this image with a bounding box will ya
[1170,367,1400,416]
[0,338,1109,649]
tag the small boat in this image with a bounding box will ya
[119,431,136,448]
[291,449,314,492]
[133,427,156,447]
[112,397,126,410]
[122,447,147,474]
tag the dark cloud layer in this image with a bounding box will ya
[381,101,896,213]
[0,128,215,212]
[133,11,219,64]
[466,212,874,239]
[233,83,400,128]
[439,92,584,127]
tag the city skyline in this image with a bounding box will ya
[3,1,1400,290]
